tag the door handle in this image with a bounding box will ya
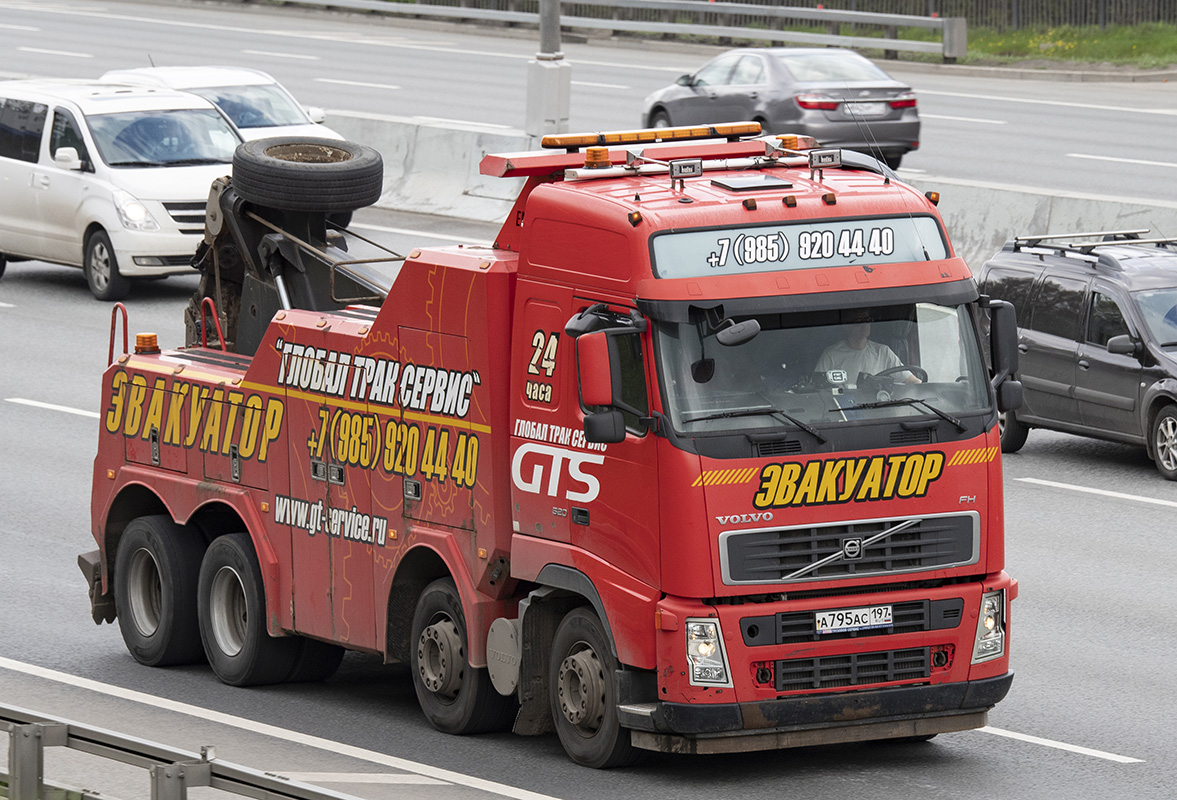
[1017,344,1028,352]
[1078,359,1090,370]
[38,174,50,189]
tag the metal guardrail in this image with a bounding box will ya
[250,0,967,61]
[1,703,363,800]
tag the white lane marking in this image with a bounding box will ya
[18,45,91,57]
[1017,477,1177,509]
[0,657,561,800]
[0,23,39,30]
[921,113,1006,125]
[316,78,401,90]
[242,49,320,60]
[920,89,1177,117]
[980,726,1144,764]
[283,773,446,785]
[350,222,490,246]
[412,115,514,129]
[0,301,14,308]
[6,398,99,418]
[572,80,631,89]
[1067,152,1177,169]
[2,3,687,73]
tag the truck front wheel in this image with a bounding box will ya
[197,533,299,686]
[410,578,515,734]
[114,515,205,666]
[549,607,643,768]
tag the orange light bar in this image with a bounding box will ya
[542,122,762,150]
[775,134,819,151]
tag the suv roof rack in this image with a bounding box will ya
[1011,229,1177,257]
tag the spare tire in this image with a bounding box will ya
[232,137,383,213]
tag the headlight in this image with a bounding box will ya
[971,589,1006,663]
[685,618,732,687]
[113,189,160,232]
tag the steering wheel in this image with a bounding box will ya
[872,365,928,383]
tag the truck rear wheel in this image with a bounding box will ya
[549,607,643,768]
[410,578,515,734]
[114,515,205,667]
[198,533,299,686]
[232,137,383,213]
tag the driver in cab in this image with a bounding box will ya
[815,310,921,384]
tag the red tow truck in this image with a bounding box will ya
[81,124,1022,767]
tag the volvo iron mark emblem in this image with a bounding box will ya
[841,537,864,560]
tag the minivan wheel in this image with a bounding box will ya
[1152,405,1177,480]
[85,230,130,301]
[999,410,1028,452]
[650,110,671,128]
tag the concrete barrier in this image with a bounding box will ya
[328,111,1177,269]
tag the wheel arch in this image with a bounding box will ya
[385,544,451,664]
[1141,384,1177,460]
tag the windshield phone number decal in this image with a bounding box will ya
[708,226,897,269]
[652,216,947,279]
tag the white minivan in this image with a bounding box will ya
[0,79,240,299]
[100,66,343,141]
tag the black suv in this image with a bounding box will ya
[977,230,1177,480]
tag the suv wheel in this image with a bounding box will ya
[999,410,1028,452]
[85,230,130,301]
[1152,405,1177,480]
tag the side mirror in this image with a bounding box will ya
[1106,334,1138,356]
[578,330,616,407]
[997,379,1023,413]
[54,146,82,171]
[676,74,692,87]
[584,409,625,444]
[305,106,327,124]
[988,300,1019,383]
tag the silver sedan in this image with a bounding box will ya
[642,48,920,168]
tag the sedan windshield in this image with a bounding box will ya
[87,109,238,166]
[192,84,308,129]
[773,51,893,82]
[656,302,989,435]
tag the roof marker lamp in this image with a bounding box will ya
[971,589,1006,663]
[113,188,160,232]
[686,618,732,687]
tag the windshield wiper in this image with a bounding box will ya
[684,407,826,443]
[830,397,966,432]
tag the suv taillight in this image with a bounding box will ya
[889,92,918,109]
[795,93,840,111]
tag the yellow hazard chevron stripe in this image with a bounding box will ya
[946,447,999,467]
[691,467,760,488]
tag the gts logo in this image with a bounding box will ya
[716,512,775,526]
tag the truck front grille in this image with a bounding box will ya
[775,647,929,692]
[720,512,978,585]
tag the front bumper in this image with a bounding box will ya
[619,671,1012,754]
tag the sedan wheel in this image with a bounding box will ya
[1152,405,1177,480]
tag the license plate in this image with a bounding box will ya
[815,604,893,634]
[847,101,887,117]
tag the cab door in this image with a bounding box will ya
[1075,287,1144,439]
[1019,273,1087,425]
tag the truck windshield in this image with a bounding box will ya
[655,302,989,434]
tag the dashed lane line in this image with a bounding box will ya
[980,726,1144,764]
[6,398,99,418]
[1017,477,1177,509]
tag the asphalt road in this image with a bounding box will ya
[3,2,1177,798]
[2,0,1177,206]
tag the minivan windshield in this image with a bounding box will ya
[87,108,238,167]
[655,302,989,435]
[192,84,308,129]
